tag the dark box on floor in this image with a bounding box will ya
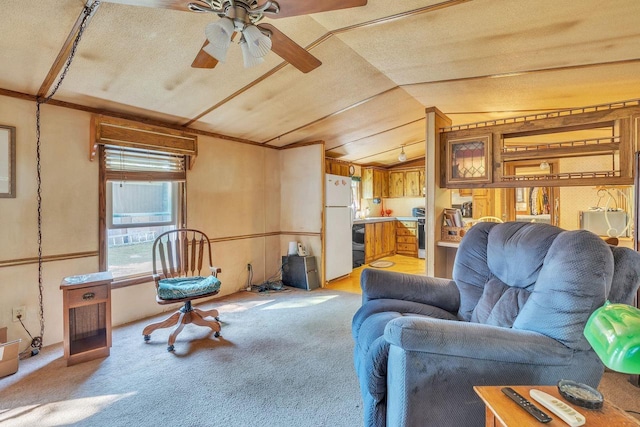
[282,255,320,290]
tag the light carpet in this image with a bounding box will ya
[0,288,363,427]
[1,288,638,426]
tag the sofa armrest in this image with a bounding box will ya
[385,316,571,365]
[360,269,460,314]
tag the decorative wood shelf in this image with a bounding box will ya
[441,98,640,132]
[502,137,620,161]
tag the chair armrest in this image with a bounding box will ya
[361,269,460,314]
[385,316,571,365]
[209,266,222,277]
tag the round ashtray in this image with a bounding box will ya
[557,379,604,409]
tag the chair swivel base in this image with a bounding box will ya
[142,301,220,351]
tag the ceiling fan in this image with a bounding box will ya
[101,0,368,73]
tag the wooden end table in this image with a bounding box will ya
[474,385,640,427]
[60,272,113,366]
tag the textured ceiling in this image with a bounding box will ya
[2,0,640,167]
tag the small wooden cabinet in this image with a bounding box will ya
[60,272,112,366]
[362,168,389,199]
[387,168,425,198]
[396,220,418,257]
[364,220,396,263]
[325,158,351,177]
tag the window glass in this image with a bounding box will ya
[106,181,179,278]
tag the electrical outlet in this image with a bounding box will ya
[13,306,25,322]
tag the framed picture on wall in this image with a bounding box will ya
[0,125,16,198]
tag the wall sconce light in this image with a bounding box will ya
[398,146,407,162]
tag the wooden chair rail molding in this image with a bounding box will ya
[90,115,198,168]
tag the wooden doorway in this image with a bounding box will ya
[505,161,559,226]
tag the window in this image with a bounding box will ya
[351,176,361,214]
[100,147,186,281]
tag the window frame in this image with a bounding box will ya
[99,146,187,288]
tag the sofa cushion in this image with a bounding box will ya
[157,275,221,300]
[486,221,562,288]
[513,230,613,349]
[470,277,531,326]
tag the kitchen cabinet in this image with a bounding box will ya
[389,172,404,198]
[387,168,425,198]
[362,168,388,199]
[404,170,421,196]
[396,220,418,257]
[472,189,493,219]
[364,220,396,263]
[325,158,351,177]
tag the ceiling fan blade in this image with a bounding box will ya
[261,0,367,18]
[191,40,219,69]
[99,0,193,11]
[258,24,321,73]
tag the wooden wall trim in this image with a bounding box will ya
[0,231,321,269]
[0,89,269,148]
[0,251,99,269]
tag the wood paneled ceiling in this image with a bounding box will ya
[2,0,639,167]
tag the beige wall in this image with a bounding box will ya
[0,94,322,347]
[280,145,323,281]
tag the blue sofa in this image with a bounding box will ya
[352,222,640,426]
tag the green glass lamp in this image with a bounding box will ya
[584,301,640,374]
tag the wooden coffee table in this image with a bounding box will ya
[474,385,640,427]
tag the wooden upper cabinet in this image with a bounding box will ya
[325,158,351,177]
[439,101,640,188]
[387,168,425,198]
[404,171,421,197]
[389,171,404,198]
[362,167,388,199]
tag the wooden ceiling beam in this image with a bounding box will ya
[37,1,101,99]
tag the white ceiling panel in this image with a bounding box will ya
[403,61,640,127]
[334,0,640,86]
[2,0,640,167]
[194,36,398,141]
[0,0,84,94]
[269,87,425,148]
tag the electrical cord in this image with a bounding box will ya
[17,315,42,359]
[252,260,288,293]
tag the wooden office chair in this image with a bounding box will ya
[142,228,222,351]
[476,216,504,223]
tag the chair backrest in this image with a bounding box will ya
[452,222,640,350]
[476,216,503,223]
[152,228,212,280]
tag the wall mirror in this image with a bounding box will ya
[0,125,16,198]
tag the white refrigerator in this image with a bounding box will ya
[325,174,353,281]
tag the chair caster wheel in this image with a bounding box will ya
[214,331,220,338]
[144,334,150,341]
[167,345,174,352]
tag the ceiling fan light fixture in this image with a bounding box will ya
[204,18,234,62]
[242,24,272,58]
[240,38,265,68]
[398,146,407,162]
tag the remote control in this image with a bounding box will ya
[501,387,552,423]
[530,389,586,426]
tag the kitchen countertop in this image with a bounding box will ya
[353,216,422,224]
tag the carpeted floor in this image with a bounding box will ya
[1,287,639,426]
[0,288,364,427]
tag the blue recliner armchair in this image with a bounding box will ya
[352,222,640,427]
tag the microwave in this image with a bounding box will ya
[579,210,629,237]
